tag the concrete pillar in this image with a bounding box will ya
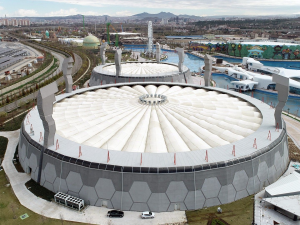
[272,74,289,129]
[204,54,213,87]
[175,47,184,73]
[63,57,74,93]
[37,82,58,148]
[114,49,122,79]
[100,43,107,65]
[156,43,161,63]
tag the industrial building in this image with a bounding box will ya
[18,82,289,212]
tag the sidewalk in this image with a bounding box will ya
[0,130,187,225]
[283,115,300,149]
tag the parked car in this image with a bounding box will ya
[107,210,124,218]
[141,211,155,219]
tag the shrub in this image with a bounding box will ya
[0,111,7,117]
[18,101,26,108]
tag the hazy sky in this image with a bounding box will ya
[1,0,300,17]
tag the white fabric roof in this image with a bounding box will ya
[263,195,300,217]
[102,63,180,76]
[279,68,300,79]
[265,171,300,197]
[231,80,258,85]
[53,85,262,153]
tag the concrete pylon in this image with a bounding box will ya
[114,49,122,79]
[63,57,74,93]
[204,54,213,87]
[272,74,289,129]
[175,47,184,72]
[37,82,58,148]
[100,43,107,65]
[156,43,161,63]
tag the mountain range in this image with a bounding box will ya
[8,11,300,21]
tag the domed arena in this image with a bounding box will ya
[82,34,100,49]
[89,62,193,86]
[18,82,289,212]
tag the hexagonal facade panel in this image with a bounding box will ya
[40,170,46,186]
[19,143,26,162]
[53,178,68,193]
[282,143,289,169]
[31,169,39,181]
[274,151,282,173]
[95,178,115,200]
[268,165,276,184]
[218,184,236,205]
[232,170,248,192]
[129,182,151,203]
[131,203,149,212]
[235,190,248,201]
[66,171,83,193]
[184,190,205,210]
[44,163,57,184]
[95,199,113,208]
[257,161,268,183]
[111,191,133,211]
[148,193,170,212]
[79,186,98,206]
[202,177,221,199]
[168,203,187,211]
[247,176,256,195]
[204,198,220,208]
[29,153,38,173]
[44,181,54,192]
[166,181,188,203]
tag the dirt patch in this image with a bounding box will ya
[288,137,300,162]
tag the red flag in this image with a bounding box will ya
[107,151,110,163]
[174,153,176,165]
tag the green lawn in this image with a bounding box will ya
[0,170,85,225]
[186,195,254,225]
[0,136,85,225]
[0,113,27,132]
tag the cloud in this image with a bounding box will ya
[45,8,98,16]
[14,9,39,17]
[115,11,133,17]
[39,0,300,10]
[0,6,3,11]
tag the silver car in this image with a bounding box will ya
[141,211,155,219]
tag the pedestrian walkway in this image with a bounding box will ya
[283,115,300,149]
[0,130,187,225]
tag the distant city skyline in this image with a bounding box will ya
[1,0,300,18]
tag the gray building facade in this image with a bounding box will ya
[18,83,290,212]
